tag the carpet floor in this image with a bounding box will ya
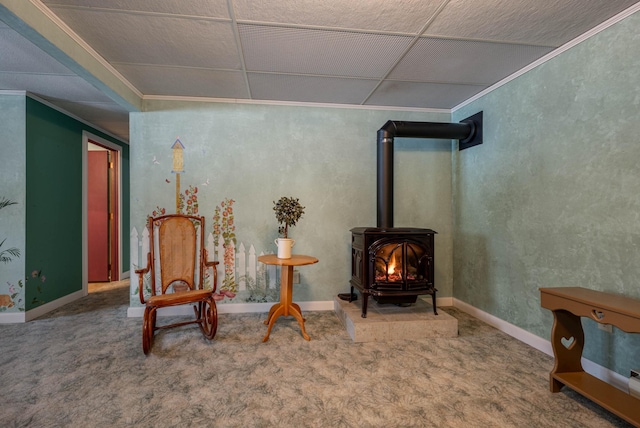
[0,284,632,427]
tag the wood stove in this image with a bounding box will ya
[349,227,436,318]
[344,115,482,318]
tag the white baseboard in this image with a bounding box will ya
[453,298,553,355]
[0,289,87,323]
[453,297,629,392]
[25,289,86,322]
[127,300,335,318]
[581,359,629,392]
[0,311,26,323]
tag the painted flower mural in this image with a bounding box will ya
[0,197,20,265]
[152,206,166,217]
[135,139,258,304]
[0,197,43,312]
[213,198,237,297]
[2,269,47,312]
[179,185,199,215]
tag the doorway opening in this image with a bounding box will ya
[83,132,122,294]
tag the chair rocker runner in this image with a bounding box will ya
[135,214,218,354]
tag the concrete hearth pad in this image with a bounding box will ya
[334,296,458,342]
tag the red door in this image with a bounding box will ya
[109,151,119,281]
[88,151,109,282]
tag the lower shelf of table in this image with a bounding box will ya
[553,371,640,426]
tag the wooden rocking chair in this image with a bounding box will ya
[135,214,218,354]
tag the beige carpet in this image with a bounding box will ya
[0,283,632,427]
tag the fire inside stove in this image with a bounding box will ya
[373,243,425,283]
[349,227,436,317]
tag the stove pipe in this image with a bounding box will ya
[377,114,482,228]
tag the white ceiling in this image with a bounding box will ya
[1,0,639,143]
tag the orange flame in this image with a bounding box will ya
[388,253,398,275]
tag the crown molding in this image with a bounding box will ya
[28,0,142,99]
[142,95,450,114]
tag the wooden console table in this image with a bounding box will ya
[540,287,640,426]
[258,254,318,342]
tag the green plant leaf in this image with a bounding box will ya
[0,197,18,211]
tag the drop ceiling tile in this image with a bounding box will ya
[366,80,487,109]
[426,0,639,46]
[47,7,241,69]
[114,64,249,98]
[42,0,230,18]
[390,37,553,85]
[233,0,444,34]
[0,73,114,103]
[0,28,74,74]
[6,0,638,124]
[247,73,379,104]
[239,25,412,78]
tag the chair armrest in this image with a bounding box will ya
[135,252,151,304]
[203,249,218,268]
[203,249,218,292]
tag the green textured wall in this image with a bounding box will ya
[26,97,83,306]
[131,101,452,305]
[452,12,640,376]
[25,97,130,310]
[0,95,26,313]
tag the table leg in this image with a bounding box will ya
[291,302,305,321]
[263,302,281,325]
[262,304,285,342]
[288,303,310,340]
[549,309,585,392]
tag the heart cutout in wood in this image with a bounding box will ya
[561,336,575,349]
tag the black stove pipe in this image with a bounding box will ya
[377,119,477,229]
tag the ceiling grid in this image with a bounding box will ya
[0,0,638,141]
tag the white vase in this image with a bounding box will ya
[275,238,295,259]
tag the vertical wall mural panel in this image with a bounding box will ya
[0,94,26,315]
[130,102,453,307]
[131,137,280,305]
[0,198,23,311]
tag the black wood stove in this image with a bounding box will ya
[346,115,482,318]
[349,227,436,317]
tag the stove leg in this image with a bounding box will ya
[432,291,438,315]
[361,294,368,318]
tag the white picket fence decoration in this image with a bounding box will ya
[131,226,277,295]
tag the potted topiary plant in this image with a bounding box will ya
[273,196,305,259]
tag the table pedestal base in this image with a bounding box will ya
[262,301,309,342]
